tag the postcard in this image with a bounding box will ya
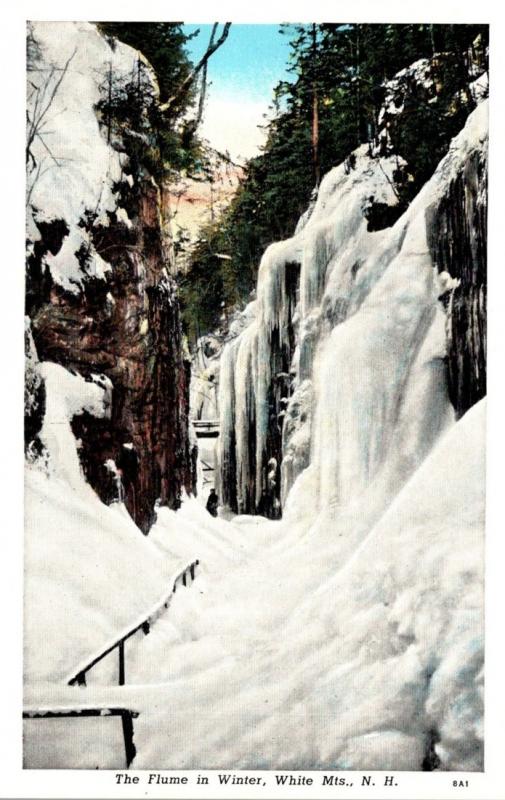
[3,1,504,798]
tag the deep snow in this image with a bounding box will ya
[24,395,485,770]
[24,361,195,685]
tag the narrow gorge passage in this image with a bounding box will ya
[23,20,488,778]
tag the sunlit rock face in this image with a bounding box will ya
[25,22,196,532]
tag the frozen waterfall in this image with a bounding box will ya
[218,101,488,526]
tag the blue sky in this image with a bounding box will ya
[182,24,294,161]
[183,24,292,103]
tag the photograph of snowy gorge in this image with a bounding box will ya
[24,21,488,773]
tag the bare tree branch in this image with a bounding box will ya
[194,23,217,128]
[159,23,231,114]
[179,24,219,147]
[34,132,64,167]
[26,48,76,167]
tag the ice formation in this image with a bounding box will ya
[219,100,488,524]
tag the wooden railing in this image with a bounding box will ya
[24,558,200,769]
[23,706,139,768]
[67,558,200,687]
[192,419,220,438]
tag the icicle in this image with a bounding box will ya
[104,458,125,503]
[216,337,240,510]
[218,102,487,521]
[234,324,258,513]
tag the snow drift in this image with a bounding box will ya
[123,398,484,771]
[24,359,188,684]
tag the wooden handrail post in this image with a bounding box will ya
[118,640,125,686]
[121,709,136,768]
[67,559,201,686]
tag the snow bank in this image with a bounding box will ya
[24,360,184,684]
[23,391,485,767]
[84,398,482,771]
[287,398,485,771]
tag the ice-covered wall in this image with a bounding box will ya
[190,335,221,422]
[218,99,487,520]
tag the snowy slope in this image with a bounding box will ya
[87,398,482,771]
[24,397,485,769]
[24,360,187,684]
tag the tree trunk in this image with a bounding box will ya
[311,24,320,187]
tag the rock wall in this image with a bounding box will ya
[25,22,196,533]
[426,147,487,417]
[28,168,196,535]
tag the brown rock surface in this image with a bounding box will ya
[27,176,196,533]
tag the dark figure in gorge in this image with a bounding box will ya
[206,488,218,517]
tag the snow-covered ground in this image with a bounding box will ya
[140,399,484,771]
[24,394,484,770]
[24,362,193,686]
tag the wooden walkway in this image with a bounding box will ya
[24,558,200,769]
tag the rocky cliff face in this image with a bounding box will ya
[426,147,487,417]
[25,22,196,533]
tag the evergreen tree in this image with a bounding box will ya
[97,22,194,106]
[96,23,230,176]
[95,23,200,175]
[180,23,488,343]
